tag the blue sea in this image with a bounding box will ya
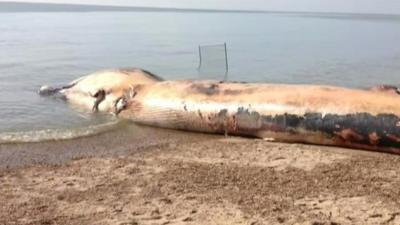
[1,11,400,142]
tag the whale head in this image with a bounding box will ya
[54,68,162,114]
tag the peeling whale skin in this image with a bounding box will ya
[119,80,400,154]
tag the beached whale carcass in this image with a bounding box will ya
[40,69,400,154]
[117,80,400,154]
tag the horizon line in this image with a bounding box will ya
[1,1,400,16]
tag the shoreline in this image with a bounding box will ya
[0,124,216,170]
[1,128,400,224]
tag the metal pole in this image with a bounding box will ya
[224,42,229,81]
[198,45,202,70]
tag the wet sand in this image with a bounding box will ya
[1,125,400,225]
[0,123,216,170]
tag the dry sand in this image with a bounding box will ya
[1,125,400,225]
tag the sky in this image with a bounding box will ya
[3,0,400,14]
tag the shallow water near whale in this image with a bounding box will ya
[1,11,400,143]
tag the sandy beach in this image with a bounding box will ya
[1,124,400,225]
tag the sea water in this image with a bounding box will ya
[1,11,400,142]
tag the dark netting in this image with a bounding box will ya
[198,43,228,81]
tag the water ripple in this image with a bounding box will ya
[0,119,126,143]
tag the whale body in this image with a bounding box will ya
[40,69,400,154]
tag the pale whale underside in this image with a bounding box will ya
[40,68,400,154]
